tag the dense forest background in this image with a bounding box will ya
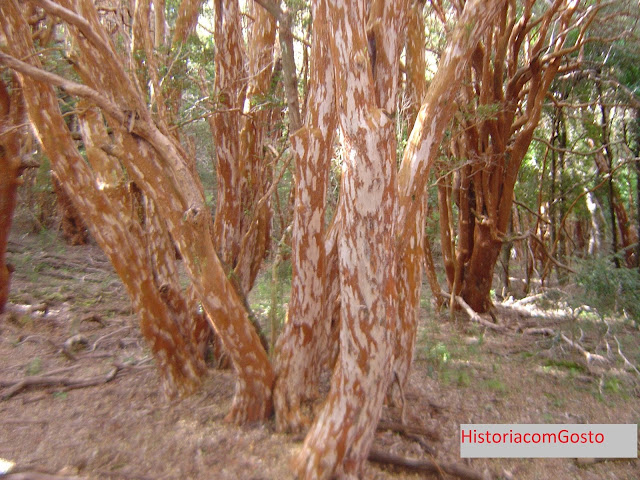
[1,0,639,479]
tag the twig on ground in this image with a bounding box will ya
[523,327,609,366]
[40,365,82,377]
[454,296,506,331]
[613,335,640,378]
[377,420,441,441]
[63,335,89,358]
[89,326,130,352]
[1,365,121,400]
[369,448,489,480]
[522,327,555,336]
[560,333,608,365]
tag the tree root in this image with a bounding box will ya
[377,420,441,441]
[369,448,490,480]
[0,365,121,400]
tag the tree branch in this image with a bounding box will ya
[0,51,125,125]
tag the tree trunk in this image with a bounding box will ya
[52,175,90,245]
[273,0,338,433]
[438,0,585,313]
[293,0,405,475]
[210,0,276,294]
[460,224,502,313]
[0,0,274,421]
[0,76,23,313]
[599,98,621,268]
[210,0,246,269]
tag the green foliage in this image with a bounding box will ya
[574,257,640,324]
[26,357,42,376]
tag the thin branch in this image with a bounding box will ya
[532,136,622,158]
[29,0,121,69]
[513,200,551,225]
[1,366,121,400]
[614,336,640,378]
[252,0,283,21]
[0,51,125,125]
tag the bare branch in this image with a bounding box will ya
[0,51,125,124]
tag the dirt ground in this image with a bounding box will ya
[1,222,639,480]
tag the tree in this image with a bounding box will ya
[0,0,273,421]
[436,0,601,313]
[6,0,614,477]
[0,75,24,313]
[290,0,504,475]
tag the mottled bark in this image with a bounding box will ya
[232,1,277,293]
[273,0,337,433]
[210,0,245,268]
[292,0,401,476]
[52,175,90,245]
[0,76,23,313]
[404,0,427,127]
[393,0,504,393]
[211,0,276,293]
[2,66,202,401]
[1,0,273,421]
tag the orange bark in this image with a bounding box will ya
[273,0,337,433]
[0,76,23,313]
[1,0,274,420]
[393,0,504,393]
[292,0,403,475]
[436,0,594,312]
[210,0,276,293]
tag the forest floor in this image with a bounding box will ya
[1,221,639,480]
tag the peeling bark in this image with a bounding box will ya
[273,0,337,433]
[0,0,273,421]
[393,0,504,393]
[293,0,404,476]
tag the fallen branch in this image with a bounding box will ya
[522,327,555,336]
[560,333,608,365]
[89,326,130,352]
[369,448,490,480]
[2,473,87,480]
[614,335,640,378]
[1,366,121,400]
[455,296,505,331]
[511,293,546,306]
[377,420,441,441]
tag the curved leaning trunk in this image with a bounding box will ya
[0,1,274,421]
